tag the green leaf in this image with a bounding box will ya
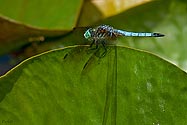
[0,16,68,55]
[1,46,187,124]
[0,0,83,29]
[0,0,103,56]
[0,0,84,55]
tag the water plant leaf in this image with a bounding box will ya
[0,45,187,124]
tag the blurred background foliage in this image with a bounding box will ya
[0,0,186,75]
[92,0,151,17]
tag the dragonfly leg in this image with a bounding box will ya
[90,39,95,48]
[102,41,107,50]
[95,40,99,49]
[89,39,99,50]
[100,41,107,57]
[87,39,99,54]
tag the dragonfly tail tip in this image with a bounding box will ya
[153,33,165,37]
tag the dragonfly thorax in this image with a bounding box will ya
[84,25,117,42]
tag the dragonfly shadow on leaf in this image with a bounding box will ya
[81,46,112,76]
[62,45,109,76]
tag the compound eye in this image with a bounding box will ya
[84,28,92,39]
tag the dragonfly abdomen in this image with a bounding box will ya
[115,29,164,37]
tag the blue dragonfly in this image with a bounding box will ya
[82,24,164,58]
[84,24,164,51]
[79,24,165,70]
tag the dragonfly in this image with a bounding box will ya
[80,24,165,72]
[84,24,164,50]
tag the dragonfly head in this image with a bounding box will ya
[84,28,94,41]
